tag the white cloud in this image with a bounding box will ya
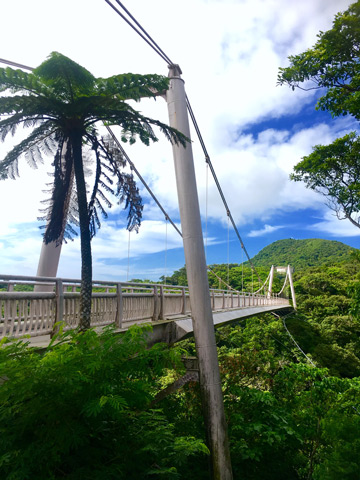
[309,211,360,238]
[248,224,284,237]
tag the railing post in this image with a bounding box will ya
[116,283,123,328]
[182,287,187,314]
[222,290,225,309]
[52,278,64,337]
[152,285,159,321]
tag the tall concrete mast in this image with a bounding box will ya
[166,64,233,480]
[34,143,73,292]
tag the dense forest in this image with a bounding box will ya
[1,238,360,479]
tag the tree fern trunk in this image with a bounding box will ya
[70,130,92,330]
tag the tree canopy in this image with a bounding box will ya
[290,133,360,228]
[278,1,360,118]
[278,1,360,228]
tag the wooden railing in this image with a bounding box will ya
[0,274,289,339]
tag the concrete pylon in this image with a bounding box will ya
[287,265,297,310]
[166,64,233,480]
[34,241,63,292]
[267,265,275,298]
[34,142,73,292]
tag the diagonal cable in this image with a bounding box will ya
[103,0,171,64]
[104,125,182,237]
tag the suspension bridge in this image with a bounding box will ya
[0,4,298,477]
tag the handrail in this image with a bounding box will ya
[0,274,291,340]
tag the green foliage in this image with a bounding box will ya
[250,238,355,269]
[225,387,301,479]
[160,267,188,287]
[0,326,208,479]
[290,133,360,227]
[2,238,360,478]
[273,364,360,479]
[278,1,360,119]
[291,259,360,377]
[278,1,360,229]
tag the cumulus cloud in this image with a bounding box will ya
[309,211,360,238]
[0,0,356,279]
[248,224,284,238]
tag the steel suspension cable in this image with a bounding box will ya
[207,266,241,294]
[253,269,272,295]
[164,216,168,285]
[205,162,209,258]
[102,0,262,283]
[103,0,171,65]
[105,126,183,238]
[111,0,174,65]
[227,214,230,287]
[0,58,33,71]
[273,312,317,367]
[185,96,262,284]
[277,270,289,296]
[241,246,244,293]
[126,230,131,281]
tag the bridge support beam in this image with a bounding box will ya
[166,65,233,480]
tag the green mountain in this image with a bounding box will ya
[250,238,357,269]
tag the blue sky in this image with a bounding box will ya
[0,0,359,281]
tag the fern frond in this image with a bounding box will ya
[0,67,52,97]
[95,73,169,101]
[0,121,56,179]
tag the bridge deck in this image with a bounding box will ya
[25,304,292,349]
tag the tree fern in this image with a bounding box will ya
[0,52,189,329]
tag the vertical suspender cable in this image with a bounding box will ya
[205,162,209,259]
[241,247,244,294]
[252,266,254,295]
[227,213,230,289]
[164,216,168,285]
[126,230,131,281]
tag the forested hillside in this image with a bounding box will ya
[249,238,354,269]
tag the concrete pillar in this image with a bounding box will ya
[166,64,233,480]
[34,142,72,292]
[34,241,63,292]
[267,265,275,298]
[288,265,297,310]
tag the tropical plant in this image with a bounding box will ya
[0,325,208,479]
[290,133,360,228]
[278,1,360,229]
[0,52,187,329]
